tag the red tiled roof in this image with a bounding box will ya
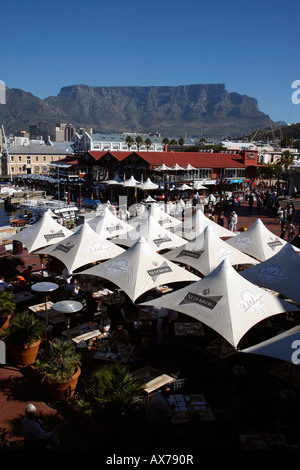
[88,150,246,168]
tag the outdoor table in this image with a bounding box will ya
[12,291,36,304]
[138,306,154,321]
[93,340,134,363]
[131,366,175,402]
[34,308,65,325]
[270,362,300,389]
[31,270,52,280]
[168,393,215,424]
[207,338,237,359]
[61,322,104,344]
[239,433,288,450]
[174,322,204,336]
[29,301,54,313]
[155,285,173,295]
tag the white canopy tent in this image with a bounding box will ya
[79,237,199,303]
[122,176,140,187]
[171,163,184,171]
[179,184,193,190]
[226,218,299,262]
[154,163,171,171]
[82,207,134,239]
[141,258,299,348]
[8,210,73,253]
[175,208,236,240]
[194,182,208,190]
[240,243,300,305]
[241,325,300,363]
[137,178,159,191]
[144,195,156,203]
[129,202,182,229]
[37,222,125,273]
[163,226,259,276]
[111,214,186,251]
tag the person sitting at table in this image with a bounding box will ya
[21,265,33,282]
[0,275,11,291]
[98,311,111,334]
[109,324,130,351]
[22,403,61,450]
[14,273,27,292]
[64,277,80,297]
[62,267,73,286]
[145,385,175,449]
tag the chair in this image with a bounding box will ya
[172,378,187,392]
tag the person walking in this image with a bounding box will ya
[280,221,287,239]
[228,213,234,232]
[232,211,238,231]
[287,221,296,243]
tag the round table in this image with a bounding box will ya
[52,300,83,341]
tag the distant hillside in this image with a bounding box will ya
[1,84,275,137]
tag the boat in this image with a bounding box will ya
[19,198,78,219]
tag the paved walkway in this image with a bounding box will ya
[0,197,299,452]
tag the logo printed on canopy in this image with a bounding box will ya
[106,224,123,233]
[147,261,172,281]
[267,238,283,251]
[153,236,172,247]
[44,229,66,242]
[239,288,265,314]
[233,235,255,249]
[88,242,110,254]
[254,263,288,283]
[179,292,222,310]
[106,257,131,277]
[53,244,75,253]
[216,246,234,261]
[176,249,204,259]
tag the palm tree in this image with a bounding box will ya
[135,136,143,151]
[178,138,185,146]
[125,135,134,150]
[278,150,295,171]
[144,138,152,151]
[88,363,145,415]
[162,137,169,146]
[170,139,178,145]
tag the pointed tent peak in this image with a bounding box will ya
[204,225,215,234]
[137,236,146,244]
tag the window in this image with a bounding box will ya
[10,156,14,162]
[194,168,212,179]
[50,156,54,162]
[35,166,40,173]
[42,166,47,172]
[11,167,15,173]
[35,156,39,162]
[43,156,46,162]
[18,156,22,162]
[18,167,23,173]
[27,156,31,164]
[224,168,246,178]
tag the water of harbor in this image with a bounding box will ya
[0,203,21,227]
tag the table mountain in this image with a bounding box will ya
[1,84,273,137]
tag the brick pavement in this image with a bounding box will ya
[0,197,299,451]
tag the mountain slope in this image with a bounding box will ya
[1,84,273,137]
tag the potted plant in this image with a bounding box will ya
[86,363,145,417]
[0,290,16,332]
[0,311,45,367]
[33,338,81,402]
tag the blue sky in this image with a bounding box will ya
[1,0,300,125]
